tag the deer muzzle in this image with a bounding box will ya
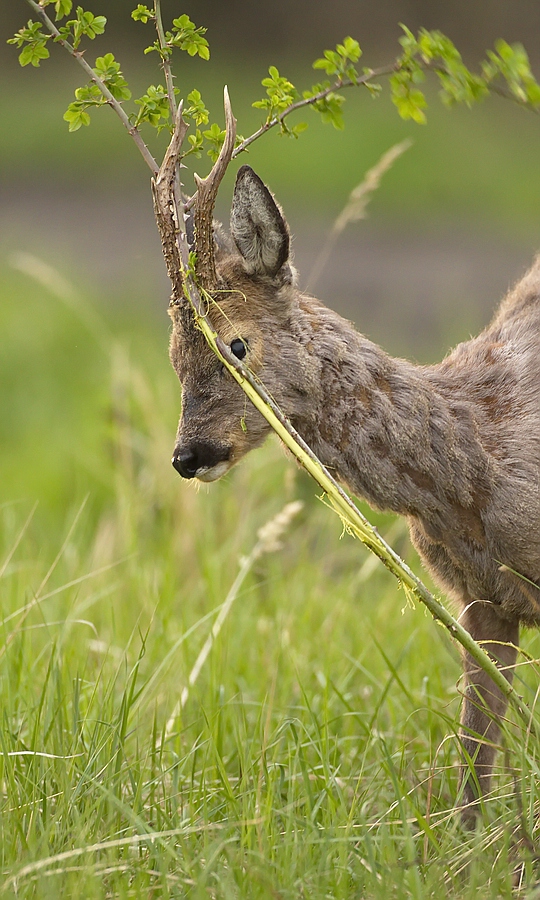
[171,441,232,482]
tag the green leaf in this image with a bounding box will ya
[254,66,298,122]
[290,121,308,137]
[186,129,204,158]
[8,20,52,67]
[195,43,210,61]
[365,82,382,98]
[313,38,360,81]
[338,36,361,62]
[131,4,153,22]
[55,0,73,17]
[134,84,171,129]
[310,91,346,129]
[313,50,340,76]
[526,81,540,105]
[19,41,50,67]
[398,23,419,58]
[391,77,427,123]
[168,15,210,60]
[69,8,107,48]
[93,53,131,101]
[185,89,210,126]
[302,81,330,101]
[74,83,103,102]
[172,14,191,29]
[203,122,226,142]
[94,51,116,72]
[203,122,226,161]
[484,39,540,109]
[85,13,106,38]
[63,103,91,130]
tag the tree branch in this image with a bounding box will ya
[154,0,177,119]
[183,64,397,213]
[25,0,159,175]
[235,64,398,156]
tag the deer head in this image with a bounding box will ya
[169,163,315,481]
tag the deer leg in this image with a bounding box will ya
[458,600,519,824]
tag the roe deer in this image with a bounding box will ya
[169,161,540,822]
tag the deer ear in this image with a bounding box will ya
[230,166,290,278]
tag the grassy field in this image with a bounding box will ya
[2,248,540,899]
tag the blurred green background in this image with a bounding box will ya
[2,0,540,512]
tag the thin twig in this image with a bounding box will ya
[233,65,398,158]
[154,0,177,118]
[24,0,159,175]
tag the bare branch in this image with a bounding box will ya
[25,0,159,176]
[193,87,237,288]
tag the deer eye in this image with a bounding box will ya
[230,338,248,360]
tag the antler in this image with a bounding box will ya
[152,101,190,309]
[193,86,237,290]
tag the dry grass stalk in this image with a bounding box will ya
[163,500,303,739]
[307,139,412,291]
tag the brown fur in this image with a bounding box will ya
[170,165,540,821]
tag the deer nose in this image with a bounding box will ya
[171,442,231,479]
[172,448,200,479]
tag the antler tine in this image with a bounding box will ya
[193,86,237,289]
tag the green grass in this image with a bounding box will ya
[2,258,540,898]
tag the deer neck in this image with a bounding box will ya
[291,298,489,521]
